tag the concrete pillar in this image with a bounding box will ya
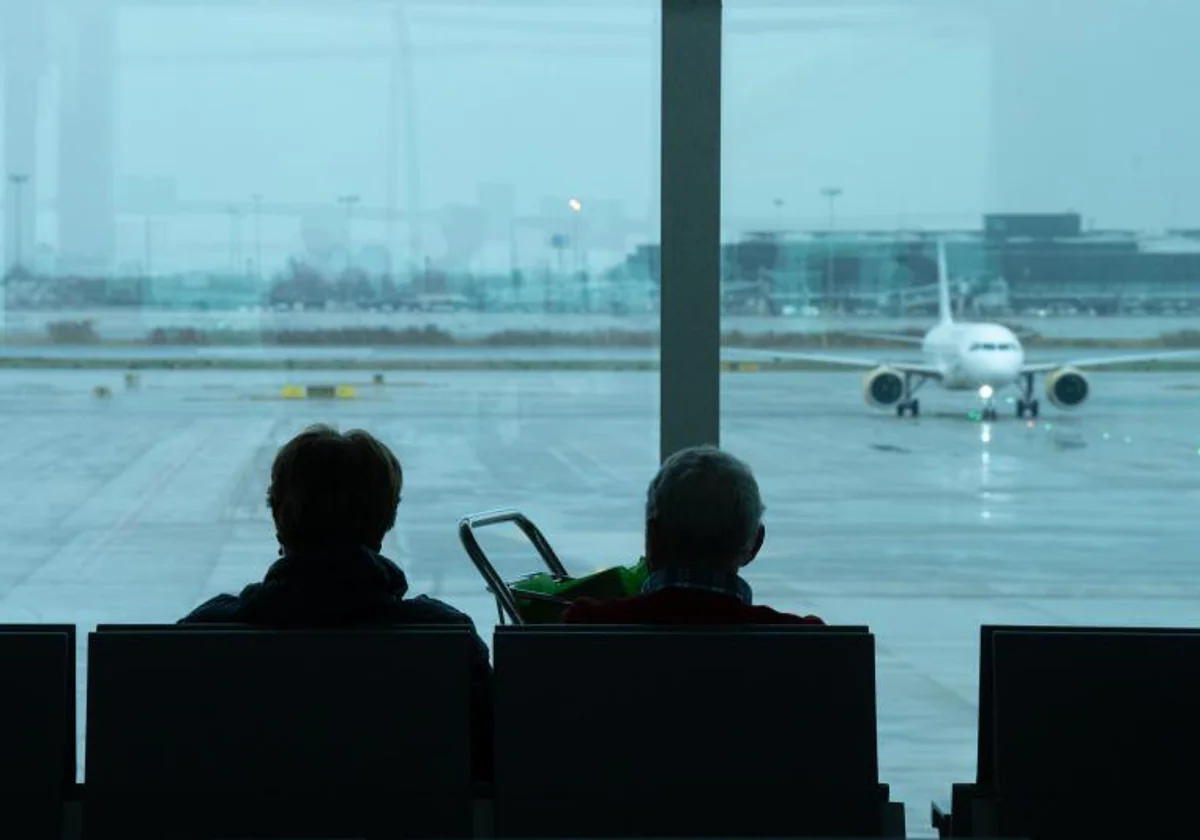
[660,0,721,459]
[2,3,46,272]
[58,0,117,275]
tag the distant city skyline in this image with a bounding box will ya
[3,0,1199,274]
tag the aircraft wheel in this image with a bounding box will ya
[1030,400,1040,419]
[896,403,906,418]
[910,399,920,418]
[1016,399,1027,419]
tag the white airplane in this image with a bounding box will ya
[727,242,1199,420]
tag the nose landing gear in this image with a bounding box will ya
[1015,372,1040,419]
[978,383,999,421]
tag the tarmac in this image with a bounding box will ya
[0,364,1197,835]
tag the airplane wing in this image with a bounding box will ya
[724,347,943,378]
[1022,349,1200,373]
[843,331,926,346]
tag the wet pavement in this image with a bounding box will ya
[0,366,1196,835]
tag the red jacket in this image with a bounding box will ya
[562,586,824,626]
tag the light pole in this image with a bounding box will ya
[550,233,567,295]
[568,198,585,311]
[773,197,784,234]
[8,174,29,270]
[143,214,153,277]
[251,194,263,279]
[227,207,243,274]
[820,186,842,303]
[338,194,361,271]
[568,198,582,269]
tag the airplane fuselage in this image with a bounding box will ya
[921,321,1025,391]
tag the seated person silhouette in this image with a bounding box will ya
[180,424,493,778]
[564,445,823,625]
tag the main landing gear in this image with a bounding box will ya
[896,372,924,418]
[1015,372,1040,419]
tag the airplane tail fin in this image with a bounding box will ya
[937,239,953,323]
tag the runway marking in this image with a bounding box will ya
[82,427,227,568]
[556,441,637,486]
[547,445,614,489]
[0,424,227,603]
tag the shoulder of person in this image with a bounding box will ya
[177,591,244,624]
[561,595,609,623]
[782,609,825,625]
[401,594,478,626]
[403,596,495,670]
[752,605,824,625]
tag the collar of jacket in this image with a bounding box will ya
[641,567,753,605]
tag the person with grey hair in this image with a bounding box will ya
[563,445,823,624]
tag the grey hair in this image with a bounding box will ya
[646,446,765,565]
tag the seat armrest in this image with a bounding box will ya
[931,801,950,835]
[931,782,981,837]
[945,782,993,837]
[883,800,907,837]
[953,782,979,834]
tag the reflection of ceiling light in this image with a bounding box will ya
[979,385,994,399]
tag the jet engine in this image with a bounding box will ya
[863,366,905,407]
[1045,366,1089,408]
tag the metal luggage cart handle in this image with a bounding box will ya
[457,509,570,626]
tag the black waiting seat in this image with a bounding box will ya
[493,624,904,837]
[0,625,74,840]
[85,625,476,839]
[933,625,1200,839]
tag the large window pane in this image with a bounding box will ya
[1,0,659,774]
[721,0,1200,829]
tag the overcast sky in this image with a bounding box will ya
[6,0,1200,271]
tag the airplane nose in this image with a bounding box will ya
[970,355,1021,386]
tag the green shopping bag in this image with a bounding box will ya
[509,557,649,623]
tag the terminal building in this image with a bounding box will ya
[621,213,1200,317]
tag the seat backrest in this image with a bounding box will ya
[86,626,475,839]
[95,623,247,631]
[0,624,75,786]
[494,625,881,837]
[991,629,1200,838]
[976,624,1200,786]
[503,623,872,635]
[0,629,71,840]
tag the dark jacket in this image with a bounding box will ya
[180,545,493,782]
[563,587,824,625]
